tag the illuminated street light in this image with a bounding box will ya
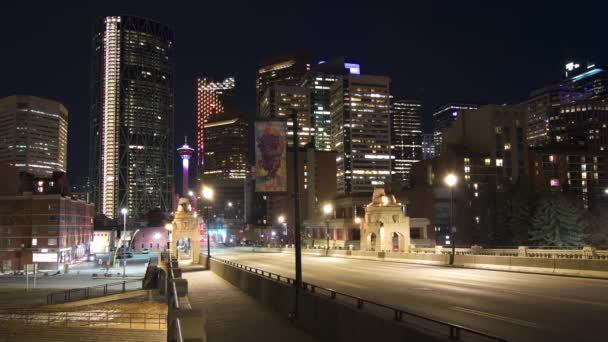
[278,215,285,224]
[322,203,333,252]
[202,185,214,200]
[444,173,457,265]
[188,190,194,197]
[354,217,362,224]
[120,208,128,277]
[228,201,233,207]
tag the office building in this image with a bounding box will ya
[259,85,312,147]
[529,146,608,212]
[201,114,249,224]
[422,133,436,160]
[524,84,578,147]
[300,58,360,151]
[256,51,311,115]
[0,95,68,177]
[330,74,392,197]
[406,105,528,245]
[564,61,608,101]
[432,103,479,154]
[0,166,93,271]
[552,100,608,152]
[390,97,422,190]
[195,76,236,168]
[89,16,175,219]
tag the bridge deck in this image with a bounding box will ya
[184,269,317,342]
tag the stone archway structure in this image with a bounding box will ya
[360,188,411,252]
[172,197,200,264]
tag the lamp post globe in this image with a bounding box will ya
[444,173,457,265]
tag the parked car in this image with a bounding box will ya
[141,248,149,254]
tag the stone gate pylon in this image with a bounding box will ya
[360,188,411,252]
[172,197,200,264]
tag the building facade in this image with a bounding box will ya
[330,74,392,197]
[201,115,249,225]
[390,97,422,190]
[256,51,311,115]
[300,58,360,151]
[259,85,312,147]
[422,133,436,160]
[0,95,68,177]
[195,76,235,169]
[552,100,608,152]
[0,167,93,271]
[432,103,479,155]
[89,16,175,219]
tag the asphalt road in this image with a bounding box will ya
[215,250,608,342]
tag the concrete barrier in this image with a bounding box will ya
[209,259,445,342]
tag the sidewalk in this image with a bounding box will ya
[184,270,317,342]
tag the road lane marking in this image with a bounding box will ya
[450,306,542,329]
[333,280,368,289]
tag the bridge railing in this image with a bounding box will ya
[0,310,166,330]
[163,252,184,342]
[213,257,508,342]
[46,280,142,305]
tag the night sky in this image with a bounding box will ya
[2,2,607,185]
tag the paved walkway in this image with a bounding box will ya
[184,270,317,342]
[0,326,164,342]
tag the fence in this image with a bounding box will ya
[46,280,141,305]
[409,246,608,260]
[0,310,166,330]
[213,257,508,341]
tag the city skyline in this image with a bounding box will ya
[2,3,608,185]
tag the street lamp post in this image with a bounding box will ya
[323,203,333,254]
[202,185,214,266]
[165,223,173,256]
[354,217,362,251]
[278,215,285,248]
[444,173,458,265]
[120,208,128,277]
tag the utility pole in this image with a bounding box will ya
[292,109,303,319]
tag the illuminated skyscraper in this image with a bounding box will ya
[89,16,175,219]
[330,74,391,196]
[390,97,422,190]
[177,137,194,196]
[0,95,68,177]
[256,51,311,115]
[195,76,235,168]
[301,57,360,151]
[432,103,480,154]
[259,85,312,147]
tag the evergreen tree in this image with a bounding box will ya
[530,193,586,247]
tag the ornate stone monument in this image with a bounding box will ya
[360,188,411,252]
[172,197,200,264]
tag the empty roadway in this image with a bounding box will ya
[214,249,608,342]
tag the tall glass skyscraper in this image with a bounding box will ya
[390,97,422,190]
[89,16,175,219]
[301,57,359,151]
[432,103,479,154]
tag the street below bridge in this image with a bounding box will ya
[214,249,608,342]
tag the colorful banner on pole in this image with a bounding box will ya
[255,121,287,192]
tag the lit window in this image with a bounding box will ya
[549,155,555,162]
[496,159,503,167]
[464,166,470,173]
[32,238,37,246]
[504,143,511,150]
[495,127,502,134]
[484,158,491,166]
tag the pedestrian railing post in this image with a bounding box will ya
[449,326,460,340]
[331,291,336,299]
[122,281,126,293]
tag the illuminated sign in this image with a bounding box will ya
[344,63,360,75]
[550,179,560,187]
[33,253,58,263]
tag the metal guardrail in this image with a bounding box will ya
[46,280,142,305]
[165,252,184,342]
[212,257,509,342]
[0,310,167,330]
